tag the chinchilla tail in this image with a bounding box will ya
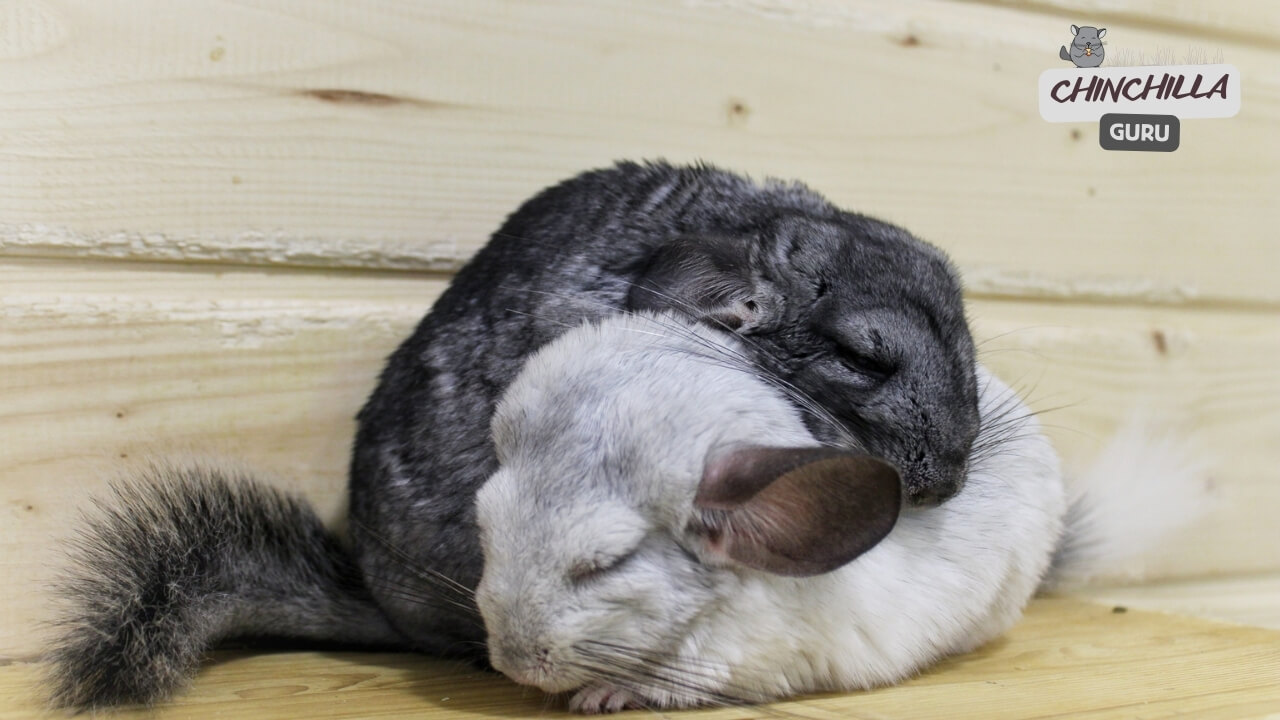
[44,463,406,711]
[1044,416,1213,590]
[1059,46,1072,61]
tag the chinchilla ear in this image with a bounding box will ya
[627,235,762,331]
[1071,24,1080,35]
[690,446,901,576]
[1097,28,1107,38]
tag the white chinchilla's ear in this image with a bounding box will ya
[691,446,901,577]
[1071,24,1080,35]
[1097,28,1107,38]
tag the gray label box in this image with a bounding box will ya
[1100,113,1180,152]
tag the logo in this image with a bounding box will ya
[1099,114,1180,152]
[1039,25,1240,152]
[1060,25,1106,68]
[1040,64,1239,122]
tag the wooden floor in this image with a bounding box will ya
[4,596,1279,720]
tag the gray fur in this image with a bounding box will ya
[44,464,406,711]
[1060,25,1106,67]
[352,161,979,657]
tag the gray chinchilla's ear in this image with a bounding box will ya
[627,235,762,331]
[1097,28,1107,38]
[1071,24,1080,35]
[690,446,901,577]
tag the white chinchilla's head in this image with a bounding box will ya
[474,469,716,693]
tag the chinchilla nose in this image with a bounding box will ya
[907,484,957,507]
[903,459,967,507]
[491,639,538,681]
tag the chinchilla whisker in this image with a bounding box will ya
[574,644,731,692]
[367,570,478,611]
[364,570,467,599]
[994,377,1080,420]
[1012,402,1077,425]
[977,410,1035,439]
[487,229,582,252]
[975,420,1033,448]
[364,577,484,624]
[539,690,554,715]
[1030,421,1091,440]
[969,390,1085,473]
[365,586,477,621]
[575,641,816,718]
[498,283,775,389]
[356,528,475,598]
[626,312,857,449]
[571,655,815,720]
[983,390,1083,440]
[499,282,793,373]
[501,308,579,330]
[491,295,821,445]
[972,324,1069,348]
[495,302,750,384]
[661,345,852,449]
[495,286,621,314]
[350,519,476,600]
[625,282,807,378]
[623,290,828,449]
[577,640,729,672]
[975,347,1053,364]
[569,655,738,710]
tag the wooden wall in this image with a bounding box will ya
[2,1,1277,661]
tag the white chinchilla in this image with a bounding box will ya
[474,311,1204,713]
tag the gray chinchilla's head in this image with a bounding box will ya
[629,213,979,506]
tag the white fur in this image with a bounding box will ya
[473,311,1189,712]
[1047,415,1212,588]
[668,367,1064,698]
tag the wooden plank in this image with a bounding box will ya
[1072,573,1280,631]
[968,298,1280,583]
[0,0,1277,305]
[3,598,1279,719]
[986,0,1280,45]
[0,259,438,660]
[2,259,1279,660]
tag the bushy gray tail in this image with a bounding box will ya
[1060,46,1072,61]
[45,464,407,711]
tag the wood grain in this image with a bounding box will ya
[0,259,437,659]
[0,0,1276,305]
[3,258,1278,660]
[969,299,1280,582]
[1073,573,1280,630]
[990,0,1280,44]
[3,598,1278,719]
